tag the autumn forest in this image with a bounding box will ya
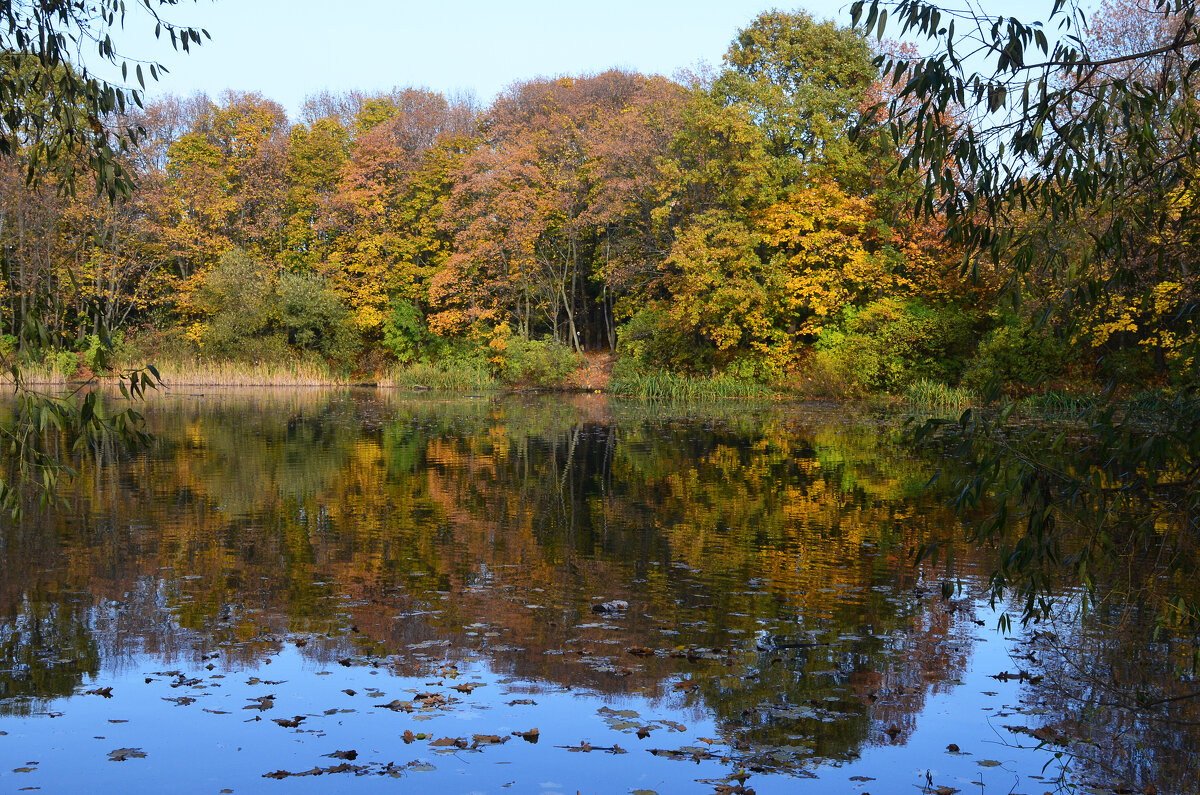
[4,5,1192,398]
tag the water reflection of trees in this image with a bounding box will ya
[0,592,99,716]
[1020,601,1200,795]
[3,391,977,764]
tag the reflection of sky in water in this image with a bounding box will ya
[0,607,1058,793]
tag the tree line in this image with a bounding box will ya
[0,6,1194,397]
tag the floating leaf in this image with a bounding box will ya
[512,728,539,743]
[107,748,147,762]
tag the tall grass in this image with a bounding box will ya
[609,368,775,400]
[380,361,496,391]
[2,360,73,384]
[903,379,975,410]
[1018,390,1098,414]
[138,358,345,386]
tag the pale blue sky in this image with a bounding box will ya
[122,0,857,117]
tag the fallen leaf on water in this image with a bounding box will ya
[453,682,483,694]
[163,697,195,706]
[626,647,655,657]
[976,760,1002,767]
[402,730,416,744]
[272,716,305,728]
[512,728,539,743]
[243,695,275,711]
[85,687,113,697]
[107,748,147,762]
[342,689,357,696]
[262,762,368,779]
[849,775,874,781]
[507,699,537,706]
[648,747,717,761]
[472,735,508,747]
[946,743,960,753]
[637,727,652,739]
[429,737,467,748]
[324,750,358,760]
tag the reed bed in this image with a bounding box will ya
[902,379,976,410]
[142,359,346,386]
[608,368,775,400]
[2,361,72,385]
[379,361,496,391]
[1017,390,1100,414]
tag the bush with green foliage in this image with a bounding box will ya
[811,298,978,394]
[382,298,435,364]
[496,336,579,387]
[961,315,1067,395]
[79,331,134,373]
[194,248,276,357]
[617,306,721,375]
[48,350,78,377]
[278,271,360,364]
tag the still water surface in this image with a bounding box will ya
[0,390,1192,793]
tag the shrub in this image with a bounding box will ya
[79,331,134,373]
[382,298,434,364]
[962,316,1067,394]
[812,299,978,394]
[278,271,359,364]
[617,305,721,374]
[48,349,78,377]
[193,248,276,356]
[497,336,579,387]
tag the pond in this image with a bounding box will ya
[0,390,1195,793]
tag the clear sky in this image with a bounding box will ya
[120,1,857,118]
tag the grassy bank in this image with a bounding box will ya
[2,352,1141,412]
